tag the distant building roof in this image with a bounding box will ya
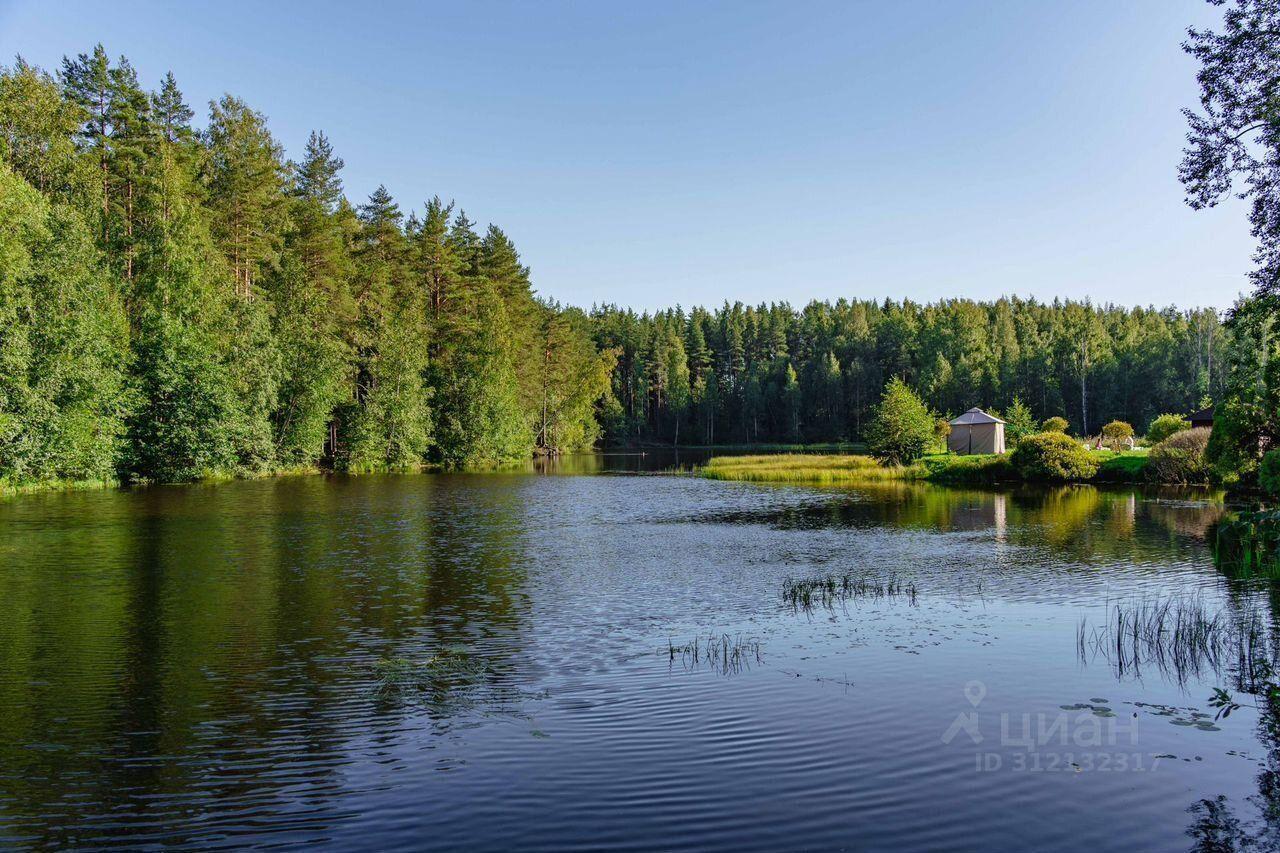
[949,407,1006,426]
[1189,406,1214,424]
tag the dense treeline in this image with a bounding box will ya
[0,48,613,486]
[0,45,1241,489]
[592,299,1224,447]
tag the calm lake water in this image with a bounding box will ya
[0,455,1275,851]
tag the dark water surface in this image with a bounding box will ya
[1,456,1275,850]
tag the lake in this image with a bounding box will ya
[0,456,1273,851]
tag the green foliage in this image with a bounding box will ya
[0,165,129,486]
[1214,509,1280,578]
[1146,427,1212,485]
[1258,449,1280,496]
[1100,420,1134,450]
[0,53,618,487]
[593,298,1226,450]
[0,43,1264,487]
[1041,416,1069,433]
[1009,432,1100,481]
[1206,296,1280,483]
[866,377,935,465]
[1003,396,1037,447]
[1146,413,1191,445]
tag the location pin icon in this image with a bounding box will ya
[964,680,987,708]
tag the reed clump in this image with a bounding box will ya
[1077,596,1272,688]
[666,634,763,674]
[782,571,918,610]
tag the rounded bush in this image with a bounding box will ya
[1010,431,1100,481]
[1041,416,1069,434]
[1100,420,1135,450]
[1147,427,1212,484]
[1146,413,1191,445]
[1260,449,1280,496]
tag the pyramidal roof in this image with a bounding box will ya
[949,407,1006,426]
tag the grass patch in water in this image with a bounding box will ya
[782,571,918,611]
[374,652,489,692]
[666,634,762,674]
[1077,596,1272,689]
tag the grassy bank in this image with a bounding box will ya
[699,449,1153,486]
[699,454,914,484]
[0,477,120,497]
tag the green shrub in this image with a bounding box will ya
[1003,396,1037,448]
[1146,413,1191,445]
[1100,420,1135,450]
[1009,431,1100,481]
[1260,449,1280,496]
[1041,416,1069,433]
[867,378,935,465]
[1147,427,1212,484]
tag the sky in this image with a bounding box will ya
[0,0,1256,312]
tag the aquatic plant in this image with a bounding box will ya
[781,571,918,611]
[374,652,489,693]
[1077,596,1273,689]
[1213,509,1280,578]
[666,634,762,674]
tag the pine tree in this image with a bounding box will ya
[272,130,353,464]
[341,186,431,471]
[203,94,286,298]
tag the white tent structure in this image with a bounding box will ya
[948,408,1006,455]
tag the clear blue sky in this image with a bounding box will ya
[0,0,1254,312]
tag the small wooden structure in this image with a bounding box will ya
[1188,406,1214,431]
[948,408,1006,455]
